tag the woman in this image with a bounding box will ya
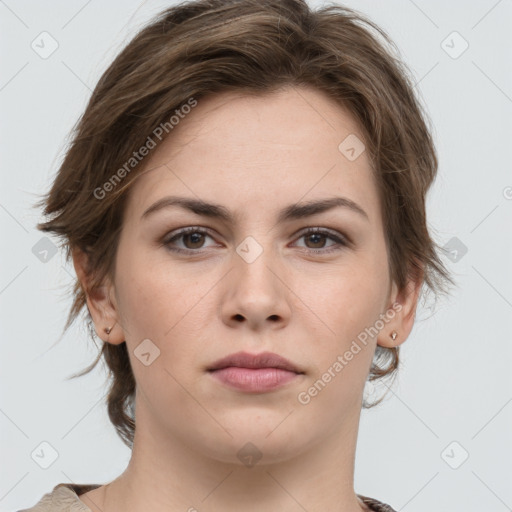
[21,0,454,510]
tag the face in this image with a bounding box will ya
[84,85,410,464]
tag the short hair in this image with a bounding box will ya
[36,0,455,448]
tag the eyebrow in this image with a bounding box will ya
[141,195,369,223]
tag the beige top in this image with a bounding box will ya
[17,483,397,512]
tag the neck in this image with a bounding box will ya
[90,397,368,512]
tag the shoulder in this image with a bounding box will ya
[357,493,398,512]
[15,483,101,512]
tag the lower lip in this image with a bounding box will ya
[209,367,301,392]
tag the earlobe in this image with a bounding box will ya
[377,329,400,348]
[102,322,123,344]
[72,248,125,345]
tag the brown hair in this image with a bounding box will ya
[36,0,455,448]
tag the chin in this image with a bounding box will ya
[192,420,316,467]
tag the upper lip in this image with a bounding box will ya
[207,351,303,374]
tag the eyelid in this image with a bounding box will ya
[293,226,351,244]
[161,226,218,249]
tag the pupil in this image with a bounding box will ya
[186,233,203,248]
[308,233,324,248]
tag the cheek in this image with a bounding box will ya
[309,256,388,331]
[114,242,188,329]
[113,248,213,367]
[299,276,385,416]
[112,253,204,409]
[302,256,389,389]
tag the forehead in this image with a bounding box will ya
[124,85,380,225]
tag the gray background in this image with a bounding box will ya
[1,1,511,511]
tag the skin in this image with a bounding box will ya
[73,85,422,512]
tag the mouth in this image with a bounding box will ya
[207,351,303,374]
[207,351,304,393]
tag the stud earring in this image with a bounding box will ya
[104,326,112,335]
[390,330,397,341]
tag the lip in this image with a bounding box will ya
[207,351,304,393]
[210,367,302,392]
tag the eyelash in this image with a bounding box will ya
[161,226,349,255]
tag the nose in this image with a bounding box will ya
[220,238,292,331]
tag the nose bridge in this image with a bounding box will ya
[221,231,291,328]
[233,233,279,291]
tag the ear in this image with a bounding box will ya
[377,263,424,349]
[72,247,125,345]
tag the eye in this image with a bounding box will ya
[292,227,348,254]
[162,227,217,253]
[162,226,349,255]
